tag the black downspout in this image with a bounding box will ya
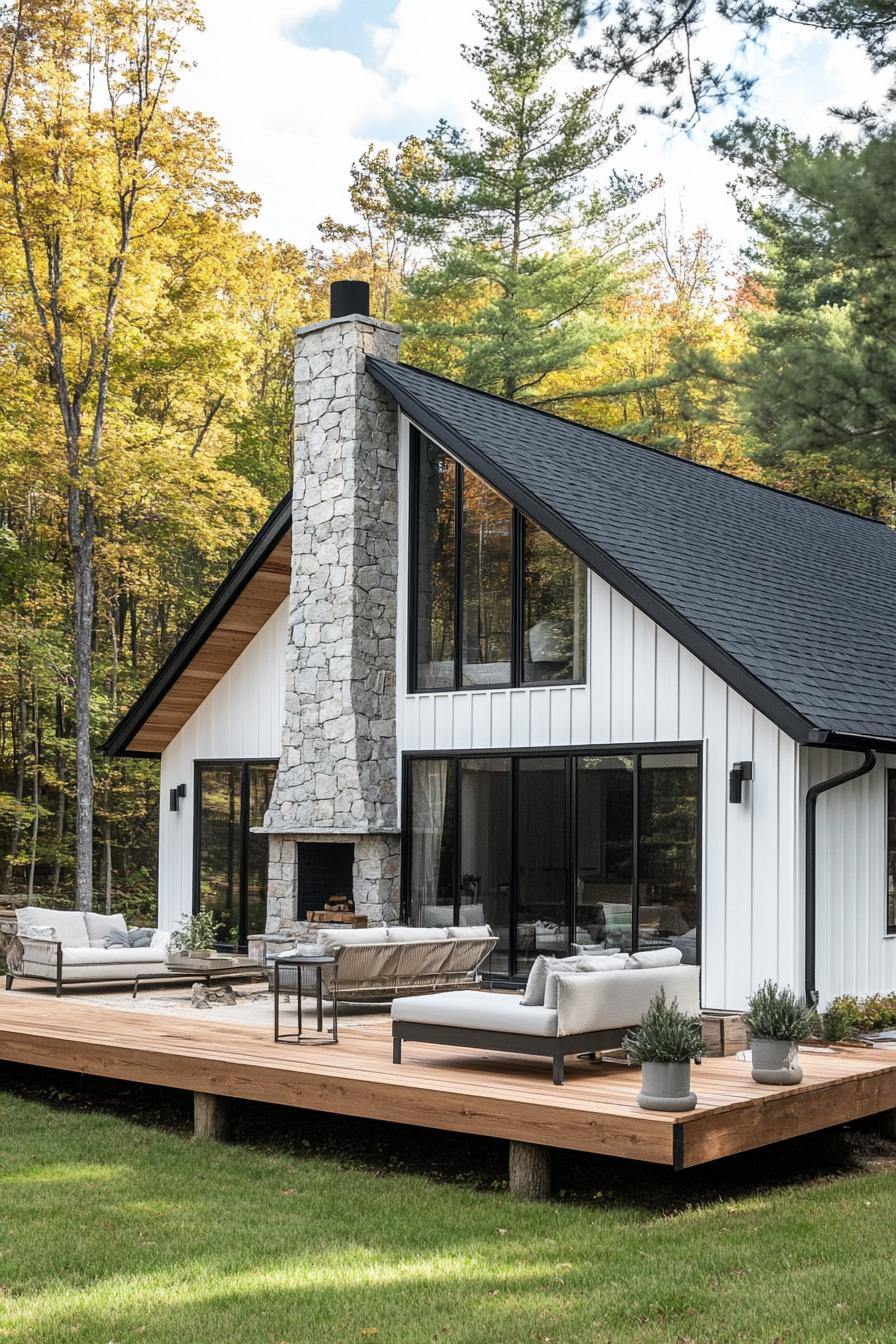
[805,747,876,1005]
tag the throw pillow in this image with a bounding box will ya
[128,927,154,948]
[520,954,580,1006]
[543,970,580,1010]
[446,925,492,939]
[103,927,131,949]
[577,953,628,973]
[624,947,683,970]
[84,910,127,948]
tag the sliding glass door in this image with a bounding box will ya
[403,747,700,978]
[194,760,277,948]
[517,757,569,973]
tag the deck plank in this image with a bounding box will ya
[2,990,895,1168]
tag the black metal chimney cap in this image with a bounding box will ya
[329,279,370,320]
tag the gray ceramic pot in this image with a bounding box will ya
[750,1037,802,1085]
[637,1060,697,1112]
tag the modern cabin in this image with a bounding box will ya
[104,281,896,1013]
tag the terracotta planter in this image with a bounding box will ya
[750,1037,802,1085]
[637,1060,697,1112]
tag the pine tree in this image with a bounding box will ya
[388,0,645,401]
[715,116,896,490]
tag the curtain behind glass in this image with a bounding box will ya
[409,758,457,927]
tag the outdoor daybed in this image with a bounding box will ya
[391,950,700,1083]
[6,907,169,995]
[276,924,497,1002]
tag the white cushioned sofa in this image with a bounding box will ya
[6,907,170,995]
[391,950,700,1083]
[276,924,497,1002]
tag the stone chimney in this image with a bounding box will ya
[262,282,402,933]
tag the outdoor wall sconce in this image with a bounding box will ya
[729,761,753,804]
[169,783,187,813]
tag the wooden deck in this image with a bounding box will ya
[2,989,895,1169]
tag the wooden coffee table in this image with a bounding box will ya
[131,956,267,998]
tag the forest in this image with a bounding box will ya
[1,0,894,915]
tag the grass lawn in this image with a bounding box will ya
[2,1091,896,1344]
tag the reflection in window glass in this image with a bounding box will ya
[522,519,587,683]
[888,772,896,933]
[408,758,457,928]
[461,471,513,686]
[516,757,569,972]
[575,756,634,951]
[246,765,277,939]
[638,752,700,963]
[415,438,456,690]
[197,767,240,942]
[460,757,512,973]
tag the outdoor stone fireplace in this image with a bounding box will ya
[258,284,402,938]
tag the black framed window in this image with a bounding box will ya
[402,745,701,979]
[461,470,513,685]
[194,759,277,948]
[522,517,587,683]
[888,770,896,935]
[414,439,457,690]
[409,428,587,691]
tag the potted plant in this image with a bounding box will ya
[743,981,818,1085]
[168,912,235,963]
[623,987,703,1112]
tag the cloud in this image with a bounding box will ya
[177,0,884,258]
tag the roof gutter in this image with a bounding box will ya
[804,746,877,1005]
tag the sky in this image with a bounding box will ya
[178,0,886,261]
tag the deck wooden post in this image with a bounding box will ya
[870,1107,896,1140]
[508,1140,551,1200]
[193,1091,231,1141]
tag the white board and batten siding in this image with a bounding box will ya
[396,414,802,1011]
[804,748,896,1006]
[156,598,289,933]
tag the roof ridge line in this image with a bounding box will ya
[369,357,888,530]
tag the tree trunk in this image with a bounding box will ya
[71,489,95,913]
[3,656,27,890]
[27,675,39,897]
[51,693,65,895]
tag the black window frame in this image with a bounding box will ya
[400,742,702,980]
[192,757,278,949]
[408,425,587,694]
[888,768,896,936]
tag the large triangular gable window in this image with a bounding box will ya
[409,428,587,692]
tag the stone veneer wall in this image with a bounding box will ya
[262,313,402,936]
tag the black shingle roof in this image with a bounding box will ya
[368,357,896,745]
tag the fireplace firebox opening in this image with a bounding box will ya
[295,842,355,921]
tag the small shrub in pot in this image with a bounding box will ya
[169,912,235,959]
[743,981,817,1085]
[623,987,703,1112]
